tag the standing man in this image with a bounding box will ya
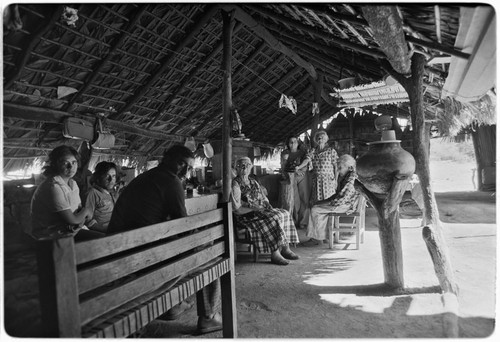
[107,145,222,334]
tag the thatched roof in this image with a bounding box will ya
[2,3,496,172]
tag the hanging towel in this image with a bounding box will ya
[184,136,197,152]
[203,140,214,158]
[279,94,297,114]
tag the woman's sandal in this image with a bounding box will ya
[281,250,300,260]
[270,255,290,266]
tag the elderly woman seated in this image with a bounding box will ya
[231,157,300,265]
[302,154,360,246]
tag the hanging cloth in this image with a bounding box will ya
[232,109,243,133]
[203,139,214,158]
[312,102,319,116]
[279,94,297,114]
[184,136,197,152]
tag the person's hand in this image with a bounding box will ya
[296,169,305,177]
[81,207,92,221]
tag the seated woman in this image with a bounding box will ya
[231,157,300,265]
[303,154,360,246]
[29,145,101,241]
[84,161,119,233]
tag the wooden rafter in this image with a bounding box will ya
[220,4,318,80]
[172,42,270,134]
[4,5,65,89]
[189,42,267,136]
[294,3,470,60]
[110,4,219,120]
[244,4,387,59]
[64,5,149,112]
[274,29,382,80]
[146,22,244,129]
[243,66,307,132]
[3,102,206,143]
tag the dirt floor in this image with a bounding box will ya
[135,190,496,339]
[1,161,497,339]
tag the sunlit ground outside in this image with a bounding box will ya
[300,138,494,332]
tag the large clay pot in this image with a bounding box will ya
[356,141,415,198]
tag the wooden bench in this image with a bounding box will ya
[35,202,237,338]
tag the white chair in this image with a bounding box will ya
[328,195,367,250]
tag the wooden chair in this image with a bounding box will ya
[234,224,259,262]
[328,196,367,250]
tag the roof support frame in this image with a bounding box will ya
[110,4,219,120]
[219,4,336,107]
[64,5,149,112]
[4,5,65,90]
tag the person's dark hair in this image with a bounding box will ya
[285,135,298,148]
[161,145,195,166]
[90,161,117,185]
[42,145,80,177]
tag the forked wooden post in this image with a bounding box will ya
[36,236,81,337]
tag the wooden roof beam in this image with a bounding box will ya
[4,5,65,89]
[280,3,470,60]
[3,102,204,143]
[221,4,318,79]
[270,26,382,80]
[244,4,387,59]
[222,4,337,107]
[169,42,268,134]
[188,42,272,136]
[146,21,245,129]
[111,4,219,120]
[187,59,299,138]
[205,67,308,139]
[242,68,312,133]
[64,5,149,113]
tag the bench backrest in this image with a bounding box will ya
[36,202,234,337]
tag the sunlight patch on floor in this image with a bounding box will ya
[319,293,445,315]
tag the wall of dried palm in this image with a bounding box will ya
[471,125,496,191]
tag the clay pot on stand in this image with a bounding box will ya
[356,130,415,289]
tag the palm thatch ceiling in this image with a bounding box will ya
[2,3,495,171]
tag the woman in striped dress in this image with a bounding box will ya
[231,157,300,265]
[309,130,339,204]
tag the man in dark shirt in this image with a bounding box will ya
[107,145,222,334]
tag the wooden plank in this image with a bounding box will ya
[51,237,82,336]
[82,259,231,338]
[75,208,223,264]
[79,242,225,324]
[77,225,224,293]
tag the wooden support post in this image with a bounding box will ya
[346,108,355,155]
[355,177,408,289]
[36,237,81,337]
[220,202,237,337]
[390,53,459,336]
[221,9,233,203]
[422,225,459,337]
